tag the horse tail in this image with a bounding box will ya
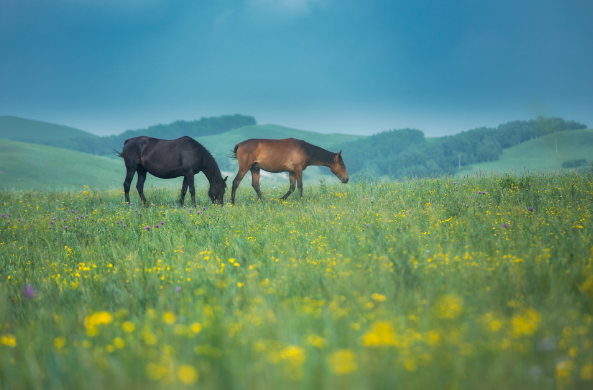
[112,148,124,158]
[112,139,130,158]
[228,143,239,159]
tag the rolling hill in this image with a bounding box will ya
[195,124,364,161]
[0,115,97,141]
[0,139,125,190]
[458,129,593,175]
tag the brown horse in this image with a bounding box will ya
[229,138,348,204]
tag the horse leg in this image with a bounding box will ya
[251,167,263,200]
[231,169,248,204]
[136,167,148,205]
[281,172,297,200]
[187,172,196,206]
[179,176,188,207]
[296,169,304,198]
[123,168,135,204]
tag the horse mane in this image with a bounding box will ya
[185,137,226,186]
[299,140,336,164]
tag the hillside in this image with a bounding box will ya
[0,139,124,190]
[0,139,213,191]
[196,124,364,159]
[459,129,593,175]
[0,115,97,141]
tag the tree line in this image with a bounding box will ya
[21,115,257,155]
[336,116,587,178]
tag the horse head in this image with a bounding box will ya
[209,176,228,205]
[330,151,349,184]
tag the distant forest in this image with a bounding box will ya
[24,114,257,155]
[337,116,587,178]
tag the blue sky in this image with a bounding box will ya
[1,0,591,136]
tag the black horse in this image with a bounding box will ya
[115,136,227,206]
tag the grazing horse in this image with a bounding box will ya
[229,138,348,204]
[115,136,227,206]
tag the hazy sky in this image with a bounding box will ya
[1,0,592,137]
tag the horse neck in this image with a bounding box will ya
[202,164,223,186]
[308,156,333,168]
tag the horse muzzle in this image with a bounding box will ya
[341,177,349,184]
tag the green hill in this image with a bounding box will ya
[458,129,593,175]
[0,139,208,192]
[0,139,124,190]
[0,115,97,141]
[196,124,365,158]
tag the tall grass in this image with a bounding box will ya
[1,172,592,389]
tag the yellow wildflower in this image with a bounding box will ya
[327,350,357,375]
[511,309,540,338]
[435,295,463,320]
[362,321,397,347]
[122,321,135,332]
[1,335,16,347]
[163,312,176,325]
[178,365,198,384]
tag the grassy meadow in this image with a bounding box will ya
[1,172,593,389]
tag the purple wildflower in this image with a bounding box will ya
[64,226,68,230]
[146,226,151,231]
[114,178,117,181]
[123,225,126,228]
[197,211,200,215]
[409,210,412,213]
[202,207,206,211]
[478,191,482,194]
[76,217,79,220]
[175,286,181,293]
[529,207,534,212]
[189,209,192,212]
[22,284,36,299]
[62,219,66,222]
[161,222,164,225]
[155,225,159,228]
[50,221,54,224]
[2,214,5,218]
[503,223,509,228]
[116,221,120,224]
[366,224,370,228]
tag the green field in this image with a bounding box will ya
[459,129,593,176]
[0,139,125,191]
[1,173,592,389]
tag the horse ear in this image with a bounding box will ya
[223,176,228,182]
[336,150,342,160]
